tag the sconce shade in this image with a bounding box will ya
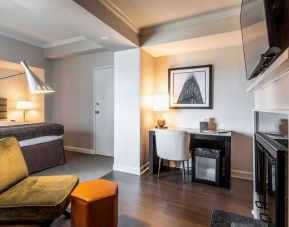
[153,93,169,112]
[16,101,32,110]
[20,61,54,94]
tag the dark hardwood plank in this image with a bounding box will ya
[103,170,253,227]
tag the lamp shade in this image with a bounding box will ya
[153,93,169,111]
[16,101,32,110]
[20,61,54,94]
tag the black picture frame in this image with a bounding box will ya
[168,64,213,109]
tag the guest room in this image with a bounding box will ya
[0,0,288,226]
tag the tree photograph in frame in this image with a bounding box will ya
[168,65,212,109]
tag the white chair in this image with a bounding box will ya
[155,130,191,183]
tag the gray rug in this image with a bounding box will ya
[33,151,113,182]
[33,151,114,227]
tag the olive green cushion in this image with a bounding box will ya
[0,137,28,194]
[0,175,79,222]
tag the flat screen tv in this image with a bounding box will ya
[241,0,288,80]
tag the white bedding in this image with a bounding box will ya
[0,121,63,147]
[19,135,63,147]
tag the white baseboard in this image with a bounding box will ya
[64,146,95,154]
[232,169,253,181]
[252,209,257,218]
[113,162,149,176]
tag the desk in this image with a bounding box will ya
[149,128,232,188]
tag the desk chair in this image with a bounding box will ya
[155,130,191,183]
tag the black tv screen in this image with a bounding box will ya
[241,0,286,80]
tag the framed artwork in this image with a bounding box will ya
[168,65,213,109]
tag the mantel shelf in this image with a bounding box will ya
[247,48,289,93]
[253,109,289,115]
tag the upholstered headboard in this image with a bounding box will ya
[0,98,7,120]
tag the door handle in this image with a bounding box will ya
[95,111,100,114]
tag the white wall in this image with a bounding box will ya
[255,73,289,110]
[114,48,155,174]
[114,48,141,174]
[154,45,255,175]
[49,51,113,150]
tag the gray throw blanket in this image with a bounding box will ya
[0,123,64,141]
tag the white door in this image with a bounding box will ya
[94,67,114,157]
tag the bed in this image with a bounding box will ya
[0,98,65,173]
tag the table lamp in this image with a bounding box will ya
[153,93,169,128]
[16,101,32,122]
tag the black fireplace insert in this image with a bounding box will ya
[255,131,287,226]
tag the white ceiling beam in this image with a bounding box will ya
[44,39,104,59]
[73,0,139,47]
[139,6,241,46]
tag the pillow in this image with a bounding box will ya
[0,137,28,193]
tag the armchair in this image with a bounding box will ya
[0,137,79,225]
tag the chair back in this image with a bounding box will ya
[155,130,191,161]
[0,137,28,193]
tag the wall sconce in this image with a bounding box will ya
[0,60,54,94]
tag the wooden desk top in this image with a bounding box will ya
[149,127,232,137]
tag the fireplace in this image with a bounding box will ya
[254,111,288,226]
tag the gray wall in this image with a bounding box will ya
[49,51,114,150]
[0,35,45,68]
[0,35,47,122]
[154,45,255,175]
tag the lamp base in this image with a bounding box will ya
[156,118,167,128]
[23,111,26,122]
[155,125,168,129]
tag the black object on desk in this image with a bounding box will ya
[149,128,232,188]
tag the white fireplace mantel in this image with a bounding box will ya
[249,49,289,223]
[247,48,289,93]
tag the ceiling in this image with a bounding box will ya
[110,0,241,28]
[0,0,137,53]
[143,31,243,57]
[0,0,243,58]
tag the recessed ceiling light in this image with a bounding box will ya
[100,36,108,40]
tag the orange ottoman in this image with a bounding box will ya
[71,179,118,227]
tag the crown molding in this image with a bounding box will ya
[43,36,87,48]
[44,38,104,59]
[140,5,241,35]
[0,30,44,48]
[242,0,262,13]
[99,0,139,34]
[247,48,289,93]
[94,1,241,42]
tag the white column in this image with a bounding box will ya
[114,48,142,174]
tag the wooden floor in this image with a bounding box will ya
[103,170,253,227]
